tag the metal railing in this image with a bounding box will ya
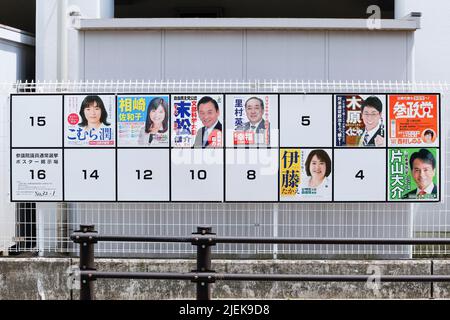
[2,79,450,93]
[71,224,450,300]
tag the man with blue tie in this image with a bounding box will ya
[193,96,222,148]
[358,96,384,147]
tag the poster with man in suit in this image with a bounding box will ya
[228,95,278,147]
[388,148,439,201]
[172,94,223,148]
[335,94,385,147]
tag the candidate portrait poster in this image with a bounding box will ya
[388,148,439,201]
[171,94,223,148]
[335,94,386,147]
[226,94,278,147]
[280,148,332,201]
[64,94,115,147]
[117,95,169,147]
[388,94,439,147]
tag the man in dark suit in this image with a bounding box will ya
[403,148,437,199]
[193,96,222,148]
[358,96,384,147]
[236,96,270,145]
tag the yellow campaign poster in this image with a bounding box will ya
[280,149,301,196]
[280,148,333,201]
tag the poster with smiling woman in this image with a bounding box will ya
[280,148,333,201]
[117,95,169,147]
[64,94,115,147]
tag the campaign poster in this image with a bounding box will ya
[227,94,278,147]
[280,148,332,201]
[65,95,115,147]
[388,94,439,147]
[171,94,223,148]
[388,148,439,201]
[335,94,386,147]
[117,95,169,147]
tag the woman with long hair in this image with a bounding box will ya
[138,97,168,145]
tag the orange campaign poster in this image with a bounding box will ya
[388,94,439,147]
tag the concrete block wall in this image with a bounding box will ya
[0,258,448,299]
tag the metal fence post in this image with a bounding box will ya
[192,226,215,300]
[76,224,97,300]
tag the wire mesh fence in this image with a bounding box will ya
[1,80,449,258]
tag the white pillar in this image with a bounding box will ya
[36,0,59,81]
[36,0,114,81]
[394,0,409,19]
[395,0,450,81]
[35,0,114,254]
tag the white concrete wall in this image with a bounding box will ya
[396,0,450,81]
[0,26,35,254]
[36,0,114,81]
[0,82,15,254]
[81,29,413,81]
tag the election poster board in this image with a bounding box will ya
[388,94,439,147]
[335,94,386,147]
[225,94,278,147]
[64,94,116,147]
[117,95,170,147]
[171,94,224,148]
[388,148,439,201]
[280,148,333,202]
[10,92,441,203]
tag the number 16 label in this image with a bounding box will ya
[11,149,63,201]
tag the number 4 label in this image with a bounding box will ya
[355,170,365,180]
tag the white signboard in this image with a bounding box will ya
[10,93,441,203]
[11,149,63,201]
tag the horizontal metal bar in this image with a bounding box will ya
[97,236,194,243]
[213,237,450,245]
[81,271,198,280]
[73,234,450,245]
[216,274,450,282]
[80,271,450,282]
[76,17,420,31]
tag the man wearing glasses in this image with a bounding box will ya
[358,96,385,147]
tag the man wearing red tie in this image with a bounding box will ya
[193,96,222,148]
[403,148,437,199]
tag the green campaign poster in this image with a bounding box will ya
[388,148,439,201]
